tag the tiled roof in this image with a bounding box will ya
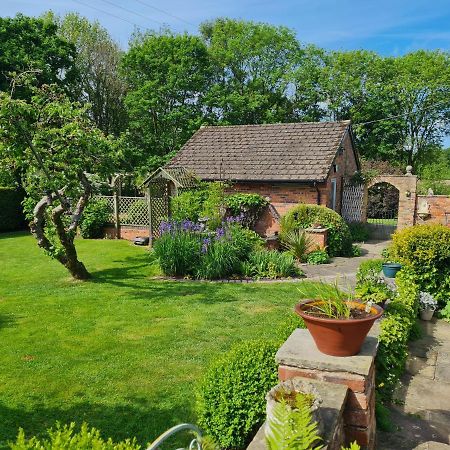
[167,121,351,182]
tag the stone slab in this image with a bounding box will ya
[275,329,378,376]
[414,443,450,450]
[435,362,450,383]
[247,378,348,450]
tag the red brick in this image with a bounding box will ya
[278,365,367,393]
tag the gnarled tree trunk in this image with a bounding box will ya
[30,173,92,280]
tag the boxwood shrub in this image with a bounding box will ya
[0,187,26,232]
[281,204,353,257]
[196,340,279,449]
[391,224,450,305]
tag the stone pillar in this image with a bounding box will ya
[276,329,378,449]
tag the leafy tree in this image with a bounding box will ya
[320,50,450,166]
[121,31,212,175]
[200,18,300,124]
[0,14,77,96]
[0,76,114,279]
[49,12,128,136]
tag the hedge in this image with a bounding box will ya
[375,267,419,401]
[0,187,26,232]
[391,224,450,306]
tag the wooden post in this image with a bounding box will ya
[148,185,153,248]
[113,175,121,239]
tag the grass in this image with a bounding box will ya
[0,232,320,449]
[367,218,398,226]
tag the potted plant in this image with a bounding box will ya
[295,283,383,356]
[419,292,437,321]
[381,248,402,278]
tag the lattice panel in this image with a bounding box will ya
[341,182,364,222]
[151,196,168,237]
[119,196,148,226]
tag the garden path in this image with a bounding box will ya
[378,319,450,449]
[301,240,388,289]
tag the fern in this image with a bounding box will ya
[266,394,323,450]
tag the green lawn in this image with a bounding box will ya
[0,232,315,448]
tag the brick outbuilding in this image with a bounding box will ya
[166,121,360,235]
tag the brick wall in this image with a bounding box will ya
[228,182,328,236]
[415,195,450,226]
[104,225,149,240]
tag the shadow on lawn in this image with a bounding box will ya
[0,396,194,449]
[0,313,17,329]
[89,255,243,304]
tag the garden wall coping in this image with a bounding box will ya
[276,328,379,377]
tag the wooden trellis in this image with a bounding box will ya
[141,166,199,246]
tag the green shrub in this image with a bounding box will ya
[154,225,202,277]
[351,244,362,257]
[306,249,329,265]
[228,225,265,259]
[0,187,25,232]
[347,221,371,242]
[225,193,268,228]
[391,224,450,305]
[10,422,139,449]
[281,204,352,257]
[196,340,279,449]
[79,198,111,239]
[356,259,383,279]
[171,189,206,222]
[355,259,394,305]
[376,268,419,401]
[242,250,301,279]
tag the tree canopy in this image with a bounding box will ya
[0,14,77,96]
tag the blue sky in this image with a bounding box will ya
[3,0,450,54]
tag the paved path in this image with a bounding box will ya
[378,319,450,449]
[301,240,389,289]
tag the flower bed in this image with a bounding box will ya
[153,219,303,280]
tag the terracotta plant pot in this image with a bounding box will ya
[420,308,434,321]
[295,300,383,356]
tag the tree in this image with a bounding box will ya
[121,31,212,175]
[200,18,300,124]
[0,14,77,96]
[0,76,114,279]
[49,12,128,136]
[319,50,450,166]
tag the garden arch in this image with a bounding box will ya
[363,171,417,236]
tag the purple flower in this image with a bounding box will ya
[215,227,225,239]
[201,237,211,253]
[159,221,172,234]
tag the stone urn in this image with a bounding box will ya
[265,377,323,438]
[420,308,434,321]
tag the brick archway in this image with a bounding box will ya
[363,174,417,230]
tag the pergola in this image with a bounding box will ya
[141,166,199,245]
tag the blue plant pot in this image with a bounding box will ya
[382,263,402,278]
